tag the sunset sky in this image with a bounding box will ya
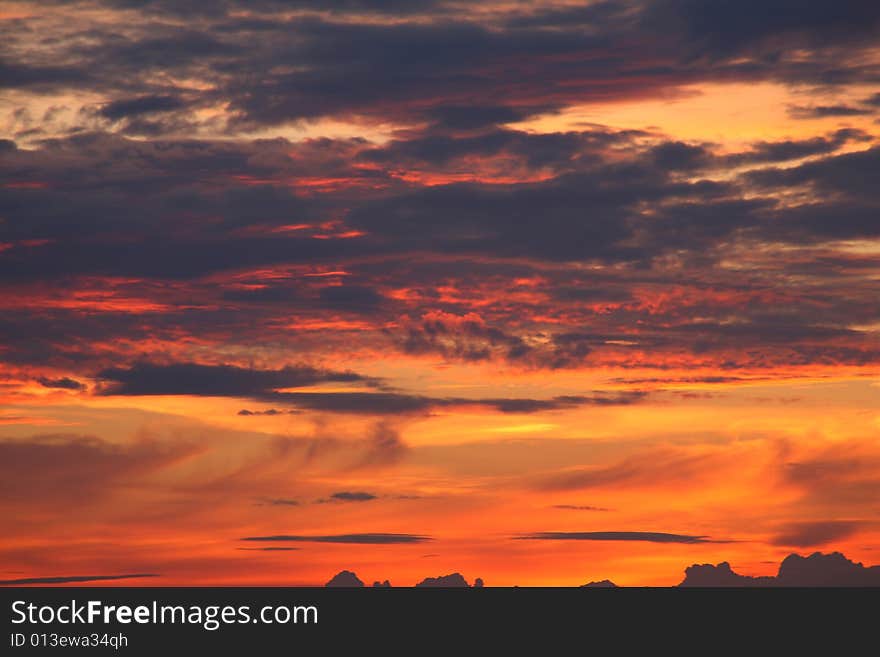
[1,0,879,587]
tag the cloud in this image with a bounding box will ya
[97,361,371,396]
[329,491,377,502]
[345,175,646,263]
[724,130,869,165]
[256,498,300,506]
[240,533,431,544]
[317,285,386,314]
[0,3,876,399]
[0,433,196,507]
[770,521,862,547]
[516,531,717,544]
[238,409,300,416]
[781,447,880,506]
[95,360,647,415]
[4,0,880,148]
[237,547,300,551]
[269,390,646,415]
[552,505,610,512]
[788,104,873,119]
[537,449,723,491]
[98,95,188,121]
[354,421,408,468]
[0,573,158,585]
[641,0,880,59]
[36,376,85,390]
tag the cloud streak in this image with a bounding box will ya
[0,573,159,586]
[240,533,431,544]
[516,532,719,544]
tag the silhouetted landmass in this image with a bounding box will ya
[679,562,774,587]
[680,552,880,587]
[776,552,880,586]
[326,570,364,587]
[416,573,470,587]
[320,552,878,587]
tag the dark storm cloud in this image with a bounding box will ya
[0,135,323,239]
[97,28,243,72]
[98,95,188,121]
[748,145,880,200]
[549,287,634,304]
[391,315,530,364]
[215,4,880,128]
[97,361,647,414]
[268,391,646,415]
[357,127,643,170]
[346,175,652,262]
[788,104,873,119]
[649,141,711,171]
[0,573,158,585]
[674,320,858,344]
[213,18,648,128]
[269,391,435,414]
[91,0,446,18]
[6,0,880,140]
[97,362,370,396]
[0,124,873,289]
[724,129,870,165]
[746,147,880,241]
[641,0,880,57]
[318,285,386,313]
[240,533,431,544]
[36,376,86,390]
[423,105,540,130]
[0,61,88,90]
[1,4,878,377]
[517,531,716,544]
[0,235,370,281]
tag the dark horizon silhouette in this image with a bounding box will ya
[323,551,880,588]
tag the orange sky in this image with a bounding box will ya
[1,0,879,587]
